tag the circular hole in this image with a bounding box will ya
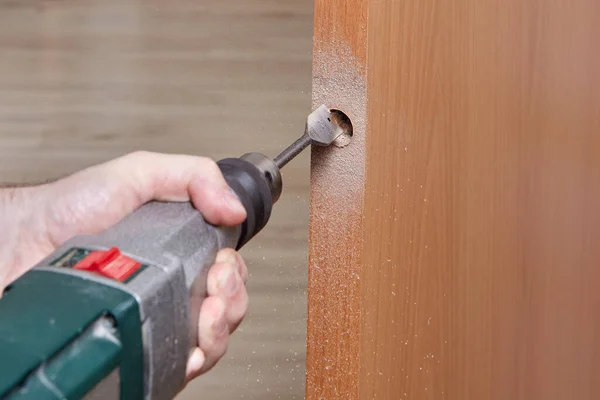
[329,109,353,147]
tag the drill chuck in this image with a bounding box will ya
[217,152,282,249]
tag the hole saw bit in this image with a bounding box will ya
[0,105,346,400]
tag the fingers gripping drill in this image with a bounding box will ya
[0,106,348,400]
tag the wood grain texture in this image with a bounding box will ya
[0,1,313,399]
[308,0,600,398]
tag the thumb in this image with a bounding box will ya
[44,151,247,246]
[110,151,247,226]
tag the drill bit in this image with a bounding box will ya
[273,135,311,170]
[273,105,348,169]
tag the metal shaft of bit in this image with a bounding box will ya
[273,133,311,169]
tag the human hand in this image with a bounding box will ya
[0,151,250,382]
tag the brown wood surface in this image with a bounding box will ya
[308,0,600,399]
[306,0,368,398]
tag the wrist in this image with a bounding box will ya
[0,186,51,289]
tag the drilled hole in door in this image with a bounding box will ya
[330,109,353,147]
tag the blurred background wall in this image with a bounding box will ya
[0,0,313,398]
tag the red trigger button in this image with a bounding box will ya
[74,247,141,282]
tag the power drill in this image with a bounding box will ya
[0,105,348,400]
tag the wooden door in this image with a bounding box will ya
[306,0,600,399]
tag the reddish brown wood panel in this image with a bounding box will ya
[308,0,600,399]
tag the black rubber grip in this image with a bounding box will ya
[217,158,273,249]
